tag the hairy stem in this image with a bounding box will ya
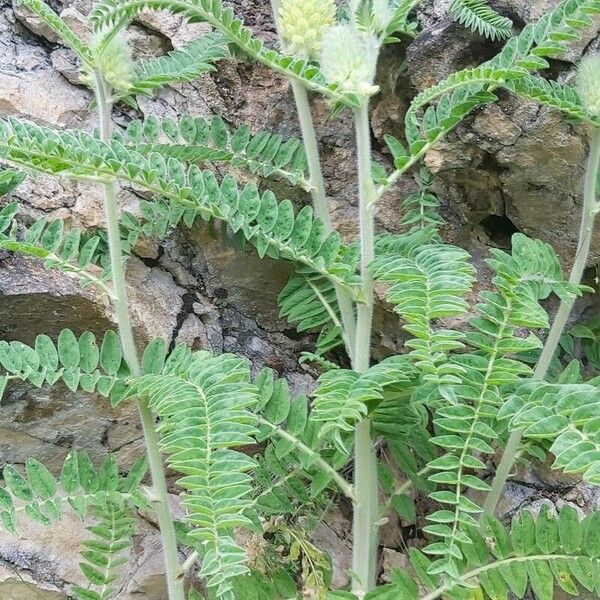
[93,71,185,600]
[351,101,379,596]
[269,0,356,360]
[290,81,358,356]
[483,127,600,517]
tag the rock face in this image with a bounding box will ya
[396,1,600,266]
[1,0,599,596]
[0,508,169,600]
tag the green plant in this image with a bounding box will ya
[1,0,600,599]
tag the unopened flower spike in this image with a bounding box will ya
[577,54,600,117]
[82,28,133,95]
[278,0,336,59]
[319,25,380,96]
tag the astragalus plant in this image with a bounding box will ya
[1,0,600,599]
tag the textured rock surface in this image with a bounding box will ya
[1,0,600,595]
[0,508,170,600]
[397,1,600,266]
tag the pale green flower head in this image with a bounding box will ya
[319,25,380,96]
[278,0,337,59]
[81,29,133,95]
[577,54,600,117]
[96,32,134,93]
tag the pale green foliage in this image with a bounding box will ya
[88,0,362,106]
[254,367,352,498]
[0,203,114,297]
[277,243,358,358]
[501,382,600,484]
[354,0,515,41]
[377,0,600,194]
[251,445,317,517]
[416,234,588,573]
[73,498,137,600]
[371,230,476,386]
[558,316,600,376]
[397,168,445,234]
[0,450,147,599]
[16,0,95,67]
[0,328,128,404]
[0,451,147,530]
[1,0,600,598]
[124,33,230,99]
[450,0,513,40]
[507,74,598,123]
[350,0,399,36]
[336,506,600,600]
[279,273,342,334]
[121,114,310,188]
[129,346,259,599]
[0,118,358,295]
[0,167,25,195]
[312,370,369,451]
[377,0,422,40]
[16,0,228,100]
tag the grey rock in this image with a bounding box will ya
[13,1,60,42]
[0,509,169,600]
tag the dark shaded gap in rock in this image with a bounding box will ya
[169,291,197,352]
[480,213,519,249]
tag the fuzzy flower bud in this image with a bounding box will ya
[82,29,133,95]
[319,25,379,96]
[278,0,336,59]
[96,33,133,93]
[577,54,600,117]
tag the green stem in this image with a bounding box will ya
[291,81,357,359]
[289,81,331,229]
[351,101,379,597]
[353,104,376,373]
[259,418,356,501]
[269,0,356,361]
[92,71,185,600]
[483,127,600,518]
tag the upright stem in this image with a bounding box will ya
[269,0,356,360]
[483,128,600,517]
[351,101,379,597]
[290,81,357,358]
[289,81,331,230]
[92,71,185,600]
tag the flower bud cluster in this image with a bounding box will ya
[278,0,336,59]
[278,1,381,96]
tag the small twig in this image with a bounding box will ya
[176,551,199,581]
